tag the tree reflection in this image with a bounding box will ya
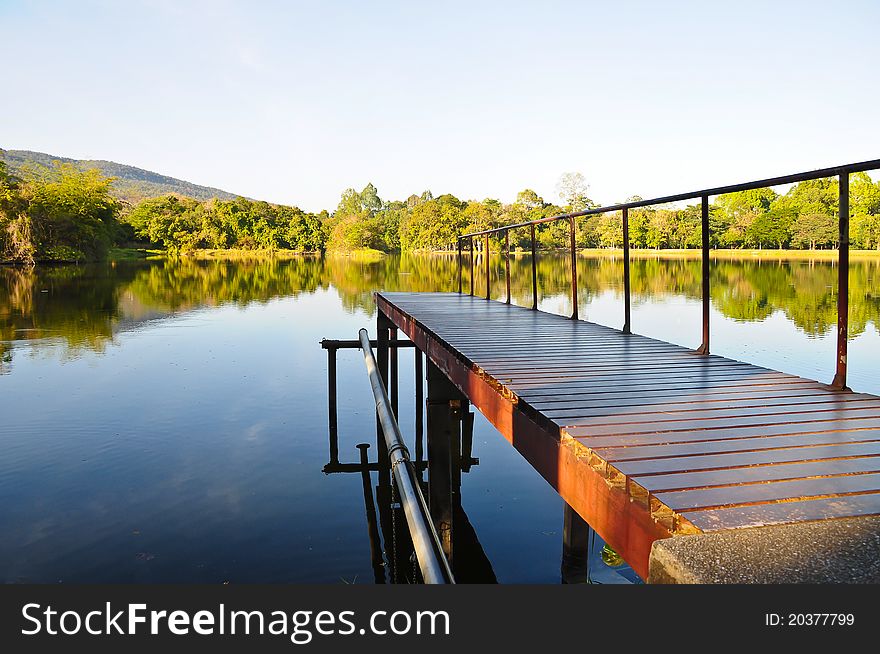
[2,253,878,369]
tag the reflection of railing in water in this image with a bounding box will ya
[358,328,453,584]
[457,158,880,389]
[321,336,482,583]
[321,335,636,583]
[321,338,478,475]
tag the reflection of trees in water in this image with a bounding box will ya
[0,264,135,371]
[124,256,327,312]
[1,255,878,368]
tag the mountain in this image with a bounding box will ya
[1,149,242,203]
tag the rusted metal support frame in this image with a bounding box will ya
[622,207,632,334]
[696,195,710,354]
[832,172,850,389]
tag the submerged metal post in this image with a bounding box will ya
[327,345,338,465]
[570,216,578,320]
[622,208,631,334]
[415,348,424,464]
[485,233,490,300]
[469,236,475,296]
[376,312,391,471]
[505,230,511,304]
[457,239,463,294]
[697,195,710,354]
[561,504,589,584]
[359,329,454,584]
[390,327,398,418]
[833,172,850,389]
[426,360,461,565]
[530,224,538,310]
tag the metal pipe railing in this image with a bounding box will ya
[455,158,880,389]
[358,328,455,584]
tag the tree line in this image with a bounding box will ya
[328,172,880,252]
[3,156,880,264]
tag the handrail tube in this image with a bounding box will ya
[457,158,880,239]
[358,328,455,584]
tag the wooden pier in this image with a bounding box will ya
[376,292,880,580]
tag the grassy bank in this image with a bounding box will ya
[95,246,880,265]
[577,248,880,261]
[505,248,880,261]
[108,247,322,261]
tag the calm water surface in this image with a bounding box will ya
[1,253,878,582]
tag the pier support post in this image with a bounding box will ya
[426,360,463,564]
[389,327,399,418]
[376,310,393,470]
[415,348,424,465]
[561,504,590,584]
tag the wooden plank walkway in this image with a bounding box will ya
[376,292,880,579]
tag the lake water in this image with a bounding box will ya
[1,253,878,583]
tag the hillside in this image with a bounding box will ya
[1,149,242,203]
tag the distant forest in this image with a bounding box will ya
[2,149,880,264]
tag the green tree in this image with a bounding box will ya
[789,213,837,249]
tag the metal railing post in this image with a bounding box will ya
[569,216,578,320]
[485,233,490,300]
[622,207,631,334]
[697,195,710,354]
[469,236,475,296]
[457,238,462,294]
[832,172,850,389]
[505,230,511,304]
[530,224,538,310]
[327,345,338,464]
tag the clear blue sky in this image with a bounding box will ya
[2,0,878,212]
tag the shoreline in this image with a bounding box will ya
[4,246,879,267]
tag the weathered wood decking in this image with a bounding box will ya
[377,292,880,580]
